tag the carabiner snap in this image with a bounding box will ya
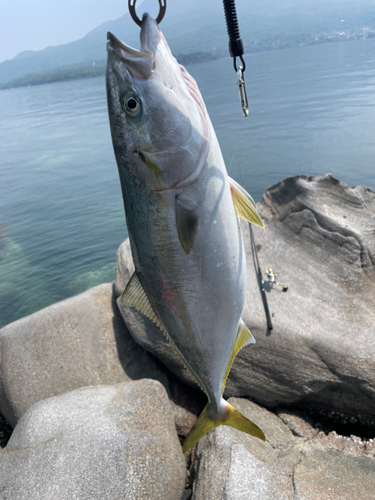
[237,66,249,117]
[128,0,166,27]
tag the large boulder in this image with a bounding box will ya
[191,397,375,500]
[115,175,375,420]
[0,380,186,500]
[0,284,169,426]
[231,174,375,419]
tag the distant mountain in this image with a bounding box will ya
[1,0,374,85]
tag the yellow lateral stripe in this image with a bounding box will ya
[222,320,255,392]
[229,177,264,228]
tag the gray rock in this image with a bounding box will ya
[229,174,375,419]
[293,447,375,500]
[277,408,318,439]
[0,283,170,426]
[115,175,375,419]
[192,397,375,500]
[0,380,186,500]
[225,446,288,500]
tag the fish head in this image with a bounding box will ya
[106,13,209,191]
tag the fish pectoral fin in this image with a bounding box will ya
[229,177,264,228]
[175,195,200,255]
[182,400,265,453]
[222,319,255,392]
[121,272,163,330]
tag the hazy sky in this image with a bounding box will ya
[1,0,367,64]
[0,0,146,63]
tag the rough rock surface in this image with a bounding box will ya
[192,397,375,500]
[0,380,186,500]
[115,175,375,419]
[0,284,170,427]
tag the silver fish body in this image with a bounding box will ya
[121,133,246,409]
[106,14,265,450]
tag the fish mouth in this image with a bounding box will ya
[107,14,160,79]
[107,32,141,59]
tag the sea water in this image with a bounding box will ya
[1,38,375,327]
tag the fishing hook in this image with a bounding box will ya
[128,0,167,27]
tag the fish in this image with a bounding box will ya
[106,13,265,452]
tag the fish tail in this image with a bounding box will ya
[182,399,265,453]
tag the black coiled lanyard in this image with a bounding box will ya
[222,0,249,117]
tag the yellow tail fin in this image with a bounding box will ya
[182,401,265,453]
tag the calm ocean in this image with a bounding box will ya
[1,38,375,327]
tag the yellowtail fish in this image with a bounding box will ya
[106,13,265,452]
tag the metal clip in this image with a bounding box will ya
[237,66,249,117]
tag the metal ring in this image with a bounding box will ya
[128,0,166,27]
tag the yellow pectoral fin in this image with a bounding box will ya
[222,319,255,392]
[229,176,264,228]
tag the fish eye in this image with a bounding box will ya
[121,93,141,117]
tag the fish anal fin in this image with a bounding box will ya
[175,196,199,255]
[121,273,163,330]
[182,400,265,453]
[121,272,205,393]
[222,319,255,392]
[229,176,264,228]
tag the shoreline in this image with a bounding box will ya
[1,34,374,91]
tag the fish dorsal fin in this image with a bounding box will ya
[121,272,163,330]
[222,319,256,392]
[175,195,200,255]
[121,272,205,392]
[229,177,264,228]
